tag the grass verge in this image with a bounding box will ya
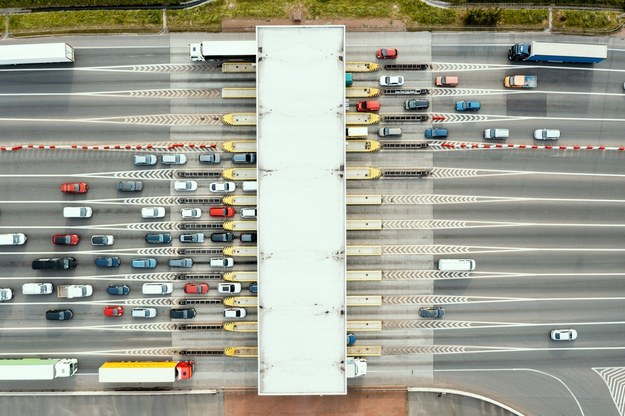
[9,10,162,36]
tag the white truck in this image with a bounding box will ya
[190,40,256,62]
[57,284,93,299]
[0,43,75,65]
[346,357,367,378]
[0,358,78,380]
[98,361,194,383]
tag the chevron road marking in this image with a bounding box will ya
[0,89,221,99]
[381,194,625,205]
[382,219,625,230]
[593,367,625,416]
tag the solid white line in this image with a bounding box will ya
[433,368,584,416]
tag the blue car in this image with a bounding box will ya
[145,233,172,244]
[249,282,258,294]
[455,100,481,112]
[95,257,121,268]
[347,333,357,346]
[424,128,448,139]
[131,258,157,269]
[107,285,130,295]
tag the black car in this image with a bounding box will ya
[107,285,130,295]
[117,181,144,192]
[418,306,445,319]
[170,308,197,319]
[240,232,257,243]
[32,257,77,270]
[46,309,73,321]
[210,232,234,243]
[145,233,172,244]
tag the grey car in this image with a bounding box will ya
[145,233,172,244]
[117,181,143,192]
[419,306,445,319]
[199,153,221,164]
[168,258,193,268]
[179,233,205,243]
[232,153,256,164]
[404,99,429,110]
[210,232,234,243]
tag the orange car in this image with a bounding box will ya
[60,182,88,193]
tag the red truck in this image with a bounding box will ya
[356,100,381,112]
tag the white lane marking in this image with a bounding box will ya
[436,368,585,416]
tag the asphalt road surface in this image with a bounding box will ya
[0,31,624,416]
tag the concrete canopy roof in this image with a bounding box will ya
[256,25,347,395]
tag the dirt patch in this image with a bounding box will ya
[222,18,406,32]
[225,388,407,416]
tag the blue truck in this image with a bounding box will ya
[508,41,607,63]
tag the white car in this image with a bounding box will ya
[550,329,577,341]
[533,129,560,140]
[0,288,13,301]
[141,207,166,219]
[209,181,236,193]
[224,308,247,318]
[240,207,257,219]
[180,208,202,219]
[174,180,198,192]
[161,154,187,165]
[217,282,241,294]
[379,75,405,87]
[210,257,234,268]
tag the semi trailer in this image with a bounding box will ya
[0,43,74,65]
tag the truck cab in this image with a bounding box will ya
[356,100,380,112]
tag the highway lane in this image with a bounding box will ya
[1,31,625,415]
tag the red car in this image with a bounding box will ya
[184,283,209,294]
[209,206,235,217]
[52,234,79,245]
[60,182,88,193]
[376,48,398,59]
[356,100,380,112]
[104,306,124,317]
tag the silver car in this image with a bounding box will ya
[141,207,166,218]
[209,182,236,193]
[534,129,560,140]
[133,154,157,166]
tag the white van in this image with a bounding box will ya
[0,233,27,245]
[346,127,368,139]
[438,259,476,271]
[22,283,53,295]
[142,283,173,295]
[131,307,157,318]
[483,129,509,139]
[63,207,92,218]
[242,181,257,193]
